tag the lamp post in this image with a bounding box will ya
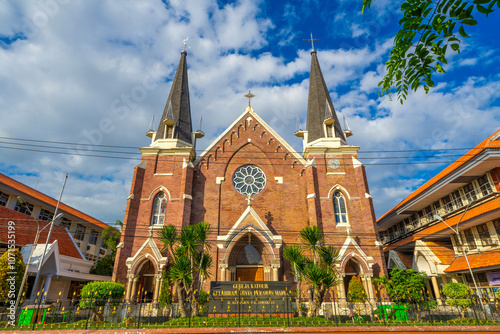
[14,198,63,311]
[29,173,68,303]
[433,199,485,307]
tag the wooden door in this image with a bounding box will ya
[236,267,263,281]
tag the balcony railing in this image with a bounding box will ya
[381,182,495,245]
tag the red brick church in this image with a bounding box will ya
[113,48,387,302]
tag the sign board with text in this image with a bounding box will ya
[208,281,292,314]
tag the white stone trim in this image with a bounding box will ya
[352,156,363,168]
[141,185,172,201]
[327,184,351,200]
[274,177,283,184]
[216,177,225,184]
[217,206,282,261]
[195,106,305,165]
[126,237,168,273]
[307,193,316,199]
[183,194,192,200]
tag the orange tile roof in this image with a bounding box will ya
[395,251,413,269]
[0,173,108,229]
[425,241,455,265]
[378,129,500,223]
[444,249,500,272]
[384,196,500,251]
[0,206,83,259]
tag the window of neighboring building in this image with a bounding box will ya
[151,192,167,225]
[14,200,34,215]
[476,224,491,246]
[494,220,500,238]
[442,195,453,213]
[89,229,99,245]
[462,183,477,203]
[74,224,86,241]
[477,175,493,196]
[60,218,71,230]
[463,229,477,250]
[38,208,54,221]
[333,191,348,225]
[423,205,433,221]
[451,190,463,209]
[0,191,9,206]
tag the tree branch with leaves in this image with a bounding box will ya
[362,0,499,103]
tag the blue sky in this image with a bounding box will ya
[0,0,499,224]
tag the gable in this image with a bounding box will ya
[195,107,305,167]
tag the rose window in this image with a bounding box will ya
[232,165,266,196]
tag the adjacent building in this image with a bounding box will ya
[377,130,500,301]
[0,205,111,303]
[113,48,387,303]
[0,172,112,263]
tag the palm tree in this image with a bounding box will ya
[283,245,305,317]
[284,226,340,317]
[158,223,213,317]
[300,226,323,264]
[168,253,192,318]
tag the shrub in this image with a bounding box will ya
[89,254,115,276]
[0,248,26,303]
[442,282,473,318]
[347,276,367,303]
[79,281,125,308]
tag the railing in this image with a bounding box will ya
[3,293,500,330]
[382,182,496,245]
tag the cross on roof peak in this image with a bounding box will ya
[304,32,320,52]
[244,90,255,107]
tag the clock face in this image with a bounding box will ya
[328,158,341,170]
[233,165,266,195]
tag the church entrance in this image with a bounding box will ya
[234,236,263,282]
[137,260,156,300]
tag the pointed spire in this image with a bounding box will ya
[306,50,346,143]
[147,115,155,133]
[343,115,353,138]
[156,50,193,144]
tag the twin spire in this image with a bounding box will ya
[149,41,350,150]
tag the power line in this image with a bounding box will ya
[0,135,477,154]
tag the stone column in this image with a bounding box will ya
[130,276,140,302]
[425,278,433,297]
[431,276,442,305]
[125,274,135,302]
[338,275,346,302]
[271,264,280,281]
[153,274,163,303]
[219,264,228,282]
[42,274,52,304]
[264,267,271,281]
[366,276,375,301]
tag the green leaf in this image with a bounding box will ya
[473,0,490,5]
[436,63,446,73]
[476,4,494,14]
[459,25,470,38]
[461,19,478,25]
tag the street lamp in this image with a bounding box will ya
[14,197,63,311]
[433,199,485,307]
[29,173,68,303]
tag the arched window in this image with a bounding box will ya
[333,191,348,225]
[151,192,167,225]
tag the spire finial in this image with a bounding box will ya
[182,37,190,52]
[244,90,255,107]
[304,32,320,52]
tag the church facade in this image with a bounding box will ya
[113,48,387,303]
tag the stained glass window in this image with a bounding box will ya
[333,191,348,225]
[233,165,266,196]
[151,192,167,226]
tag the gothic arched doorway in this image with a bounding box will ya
[343,258,362,297]
[137,259,156,301]
[229,233,265,281]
